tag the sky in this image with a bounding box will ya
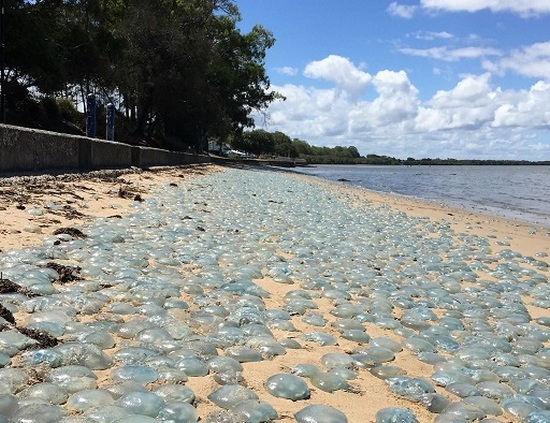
[236,0,550,160]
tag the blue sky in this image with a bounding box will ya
[236,0,550,160]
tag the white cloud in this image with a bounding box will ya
[387,2,418,19]
[430,73,493,108]
[371,70,420,124]
[275,66,299,76]
[399,46,502,62]
[413,31,454,40]
[493,81,550,128]
[349,70,420,131]
[420,0,550,17]
[483,41,550,80]
[303,55,372,96]
[255,55,550,160]
[417,74,497,131]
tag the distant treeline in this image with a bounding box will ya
[228,130,550,165]
[367,156,550,166]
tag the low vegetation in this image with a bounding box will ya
[228,130,550,165]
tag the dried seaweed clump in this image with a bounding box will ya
[52,227,87,238]
[45,262,82,283]
[0,276,35,297]
[18,327,59,349]
[0,303,15,324]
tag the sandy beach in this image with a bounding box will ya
[0,164,549,423]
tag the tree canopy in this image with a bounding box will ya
[3,0,281,150]
[230,130,362,162]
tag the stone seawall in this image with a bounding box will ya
[0,124,210,173]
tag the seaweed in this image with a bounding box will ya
[45,262,82,283]
[18,327,59,349]
[0,303,15,324]
[0,275,36,297]
[52,227,87,238]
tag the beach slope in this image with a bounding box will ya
[0,165,548,422]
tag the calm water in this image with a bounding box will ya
[295,165,550,228]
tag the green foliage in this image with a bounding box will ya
[296,142,363,164]
[3,0,280,150]
[56,98,82,124]
[5,0,66,93]
[272,132,297,157]
[231,130,362,162]
[227,130,550,165]
[231,129,274,156]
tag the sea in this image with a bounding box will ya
[294,165,550,229]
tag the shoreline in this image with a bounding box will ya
[0,164,549,422]
[291,164,550,231]
[292,171,549,260]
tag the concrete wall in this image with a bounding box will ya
[136,146,210,168]
[0,124,210,173]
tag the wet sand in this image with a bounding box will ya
[0,164,548,422]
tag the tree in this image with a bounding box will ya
[347,146,360,158]
[207,17,281,142]
[116,0,280,150]
[292,139,314,156]
[4,0,281,149]
[232,129,274,155]
[4,1,65,106]
[272,131,296,157]
[56,0,125,107]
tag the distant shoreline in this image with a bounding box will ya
[211,156,550,168]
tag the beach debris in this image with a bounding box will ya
[0,303,15,324]
[375,407,419,423]
[265,374,310,400]
[230,399,278,422]
[0,275,36,298]
[18,327,59,349]
[310,371,353,393]
[295,404,348,422]
[44,262,82,283]
[158,401,199,422]
[0,167,549,423]
[52,227,87,238]
[207,385,259,409]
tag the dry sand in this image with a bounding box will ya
[0,164,548,422]
[0,165,217,252]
